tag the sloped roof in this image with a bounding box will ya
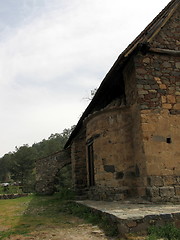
[64,0,179,149]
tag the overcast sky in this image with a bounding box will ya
[0,0,170,157]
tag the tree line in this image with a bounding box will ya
[0,127,74,193]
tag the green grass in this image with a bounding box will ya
[147,224,180,240]
[0,193,76,240]
[0,189,118,240]
[0,185,23,194]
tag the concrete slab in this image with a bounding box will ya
[76,200,180,236]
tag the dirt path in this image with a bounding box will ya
[6,223,117,240]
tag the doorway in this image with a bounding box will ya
[87,143,95,186]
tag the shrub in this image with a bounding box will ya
[0,185,23,194]
[147,224,180,240]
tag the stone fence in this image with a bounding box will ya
[0,193,28,199]
[35,148,71,195]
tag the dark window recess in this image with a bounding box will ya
[104,165,115,173]
[116,171,124,179]
[88,143,95,186]
[135,164,140,177]
[147,177,151,186]
[166,138,172,144]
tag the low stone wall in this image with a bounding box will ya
[88,186,130,201]
[146,175,180,202]
[77,200,180,238]
[35,149,71,195]
[116,212,180,237]
[0,193,28,199]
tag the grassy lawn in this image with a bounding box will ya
[0,193,119,240]
[0,194,83,239]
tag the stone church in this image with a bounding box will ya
[36,0,180,202]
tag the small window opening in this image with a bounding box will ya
[166,138,172,144]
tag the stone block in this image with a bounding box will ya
[161,96,167,103]
[154,77,161,82]
[136,68,147,74]
[146,187,160,198]
[144,214,159,224]
[175,91,180,96]
[162,103,172,109]
[159,213,173,221]
[159,84,167,89]
[137,84,144,89]
[149,89,157,93]
[173,103,180,110]
[177,177,180,184]
[151,84,159,90]
[132,222,149,234]
[117,222,129,235]
[114,193,125,201]
[150,176,164,187]
[158,89,167,94]
[144,85,151,90]
[140,105,149,110]
[152,135,166,142]
[159,187,175,198]
[150,196,163,202]
[143,58,151,64]
[163,62,171,68]
[175,186,180,196]
[163,176,176,186]
[167,95,176,103]
[176,96,180,103]
[175,62,180,69]
[138,90,148,95]
[126,220,137,228]
[137,187,146,197]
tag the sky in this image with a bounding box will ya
[0,0,170,157]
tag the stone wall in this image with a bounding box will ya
[135,53,180,111]
[123,59,148,198]
[85,107,136,200]
[151,4,180,50]
[0,193,28,199]
[140,109,180,202]
[133,9,180,202]
[35,149,71,195]
[146,175,180,202]
[71,128,87,197]
[135,7,180,111]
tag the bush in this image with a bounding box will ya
[57,188,75,200]
[148,224,180,240]
[0,185,23,194]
